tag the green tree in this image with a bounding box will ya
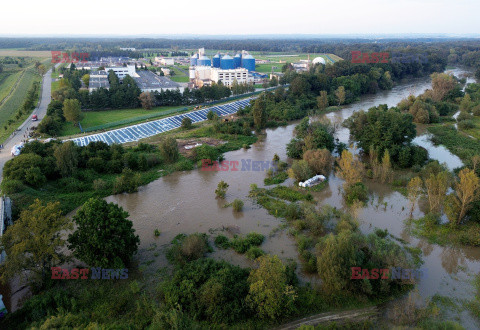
[114,168,140,194]
[0,199,72,287]
[53,141,78,177]
[447,168,480,225]
[246,255,296,319]
[81,74,90,88]
[288,159,313,182]
[252,97,267,130]
[335,86,346,106]
[336,149,364,189]
[424,171,450,214]
[407,176,423,218]
[159,137,179,163]
[181,117,193,129]
[63,98,83,126]
[317,90,328,111]
[68,198,139,268]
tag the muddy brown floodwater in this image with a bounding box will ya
[105,68,480,328]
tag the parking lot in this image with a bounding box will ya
[70,97,255,146]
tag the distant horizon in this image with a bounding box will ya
[1,33,480,40]
[3,0,479,36]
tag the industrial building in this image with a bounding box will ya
[133,70,184,93]
[191,51,256,71]
[188,48,257,88]
[155,57,175,66]
[105,65,136,80]
[190,66,253,87]
[88,71,110,92]
[88,66,183,93]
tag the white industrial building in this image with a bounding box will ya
[105,65,136,80]
[155,57,175,66]
[189,66,253,87]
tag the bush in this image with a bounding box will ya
[232,199,244,212]
[214,235,230,249]
[458,120,475,130]
[0,179,25,194]
[92,178,107,191]
[344,182,368,205]
[113,168,140,194]
[194,144,220,163]
[166,233,210,265]
[287,160,313,182]
[231,232,265,254]
[215,180,229,199]
[154,229,161,237]
[159,137,179,163]
[245,246,265,260]
[181,117,193,129]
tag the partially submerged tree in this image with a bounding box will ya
[68,197,139,268]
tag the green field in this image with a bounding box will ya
[0,71,22,105]
[0,68,41,142]
[60,105,181,136]
[169,66,189,83]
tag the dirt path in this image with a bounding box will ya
[276,306,379,329]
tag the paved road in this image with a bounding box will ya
[0,66,53,182]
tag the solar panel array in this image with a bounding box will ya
[70,97,255,147]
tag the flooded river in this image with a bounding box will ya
[105,68,479,328]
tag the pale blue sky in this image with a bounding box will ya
[2,0,479,36]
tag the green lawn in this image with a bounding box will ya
[0,71,22,104]
[60,105,181,136]
[170,75,189,83]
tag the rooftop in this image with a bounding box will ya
[133,70,181,90]
[89,76,110,89]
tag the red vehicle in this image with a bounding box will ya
[32,114,38,121]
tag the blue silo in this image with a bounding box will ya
[190,54,198,66]
[212,53,221,68]
[242,54,255,71]
[197,55,211,66]
[234,53,242,68]
[221,54,234,70]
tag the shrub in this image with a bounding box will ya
[181,117,193,129]
[166,233,210,265]
[231,232,265,254]
[287,160,313,182]
[214,235,230,249]
[154,229,161,237]
[344,182,368,205]
[458,120,475,130]
[92,178,107,191]
[159,137,179,163]
[215,180,229,199]
[0,179,25,194]
[113,168,140,194]
[245,247,265,260]
[232,199,244,212]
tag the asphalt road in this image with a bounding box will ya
[0,66,53,182]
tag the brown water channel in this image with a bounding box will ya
[105,68,479,328]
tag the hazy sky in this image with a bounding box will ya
[2,0,479,36]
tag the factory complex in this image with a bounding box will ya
[188,48,263,87]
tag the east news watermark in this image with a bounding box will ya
[351,267,428,280]
[201,159,278,172]
[351,51,428,64]
[51,267,128,280]
[51,51,89,64]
